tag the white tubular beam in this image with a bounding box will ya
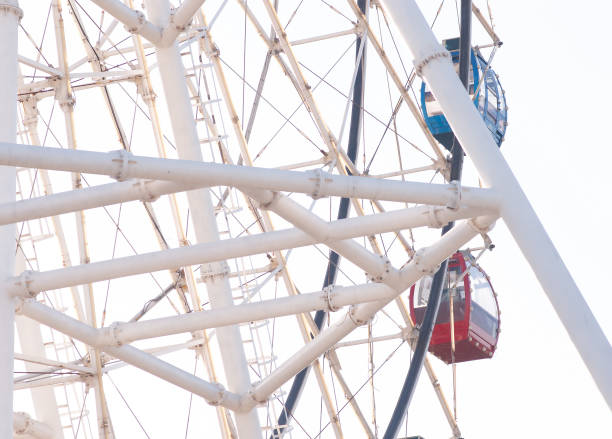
[7,205,487,297]
[101,283,395,344]
[13,411,54,439]
[250,189,402,287]
[160,0,205,46]
[0,1,20,436]
[14,375,85,391]
[382,0,612,408]
[144,0,261,435]
[17,55,62,76]
[18,300,243,411]
[19,218,494,414]
[0,179,198,225]
[89,0,162,44]
[102,344,242,409]
[290,27,358,46]
[244,218,492,408]
[14,352,94,374]
[0,142,499,208]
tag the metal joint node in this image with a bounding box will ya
[135,180,159,202]
[206,41,220,58]
[366,256,391,283]
[427,206,447,228]
[401,326,417,342]
[110,149,134,182]
[207,383,227,406]
[446,180,462,211]
[414,49,450,77]
[246,386,267,406]
[140,87,156,102]
[98,323,122,346]
[14,298,27,315]
[270,38,282,54]
[322,285,339,312]
[169,8,190,33]
[199,261,230,283]
[481,233,494,251]
[309,168,331,199]
[468,217,495,235]
[56,90,76,110]
[256,191,279,210]
[13,412,30,434]
[13,270,36,298]
[0,3,24,21]
[22,113,38,128]
[109,322,123,346]
[355,20,366,36]
[348,305,369,327]
[413,248,438,275]
[310,168,323,199]
[125,10,145,34]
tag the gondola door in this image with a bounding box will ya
[410,252,470,364]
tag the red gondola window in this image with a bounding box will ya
[409,251,500,364]
[468,265,499,340]
[412,263,467,327]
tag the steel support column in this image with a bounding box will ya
[0,1,21,435]
[144,1,262,436]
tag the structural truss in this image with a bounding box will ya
[1,0,610,438]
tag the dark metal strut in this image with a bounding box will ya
[270,0,367,437]
[382,1,472,437]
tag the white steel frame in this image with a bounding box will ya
[1,2,20,436]
[3,0,611,437]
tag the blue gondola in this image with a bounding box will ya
[420,38,507,151]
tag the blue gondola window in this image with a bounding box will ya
[420,38,507,151]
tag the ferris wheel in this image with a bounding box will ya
[3,0,611,438]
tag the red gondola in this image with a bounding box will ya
[409,250,500,364]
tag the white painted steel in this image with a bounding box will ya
[10,0,605,435]
[0,142,500,208]
[19,215,493,415]
[289,27,358,46]
[17,55,63,76]
[7,205,487,297]
[51,3,114,435]
[94,283,397,344]
[159,0,206,46]
[13,352,94,375]
[127,19,234,437]
[247,188,399,286]
[245,217,494,408]
[19,300,244,411]
[0,1,20,435]
[13,411,54,439]
[382,0,612,409]
[144,0,261,435]
[19,85,87,323]
[0,179,198,225]
[14,375,88,392]
[89,0,162,44]
[15,258,63,438]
